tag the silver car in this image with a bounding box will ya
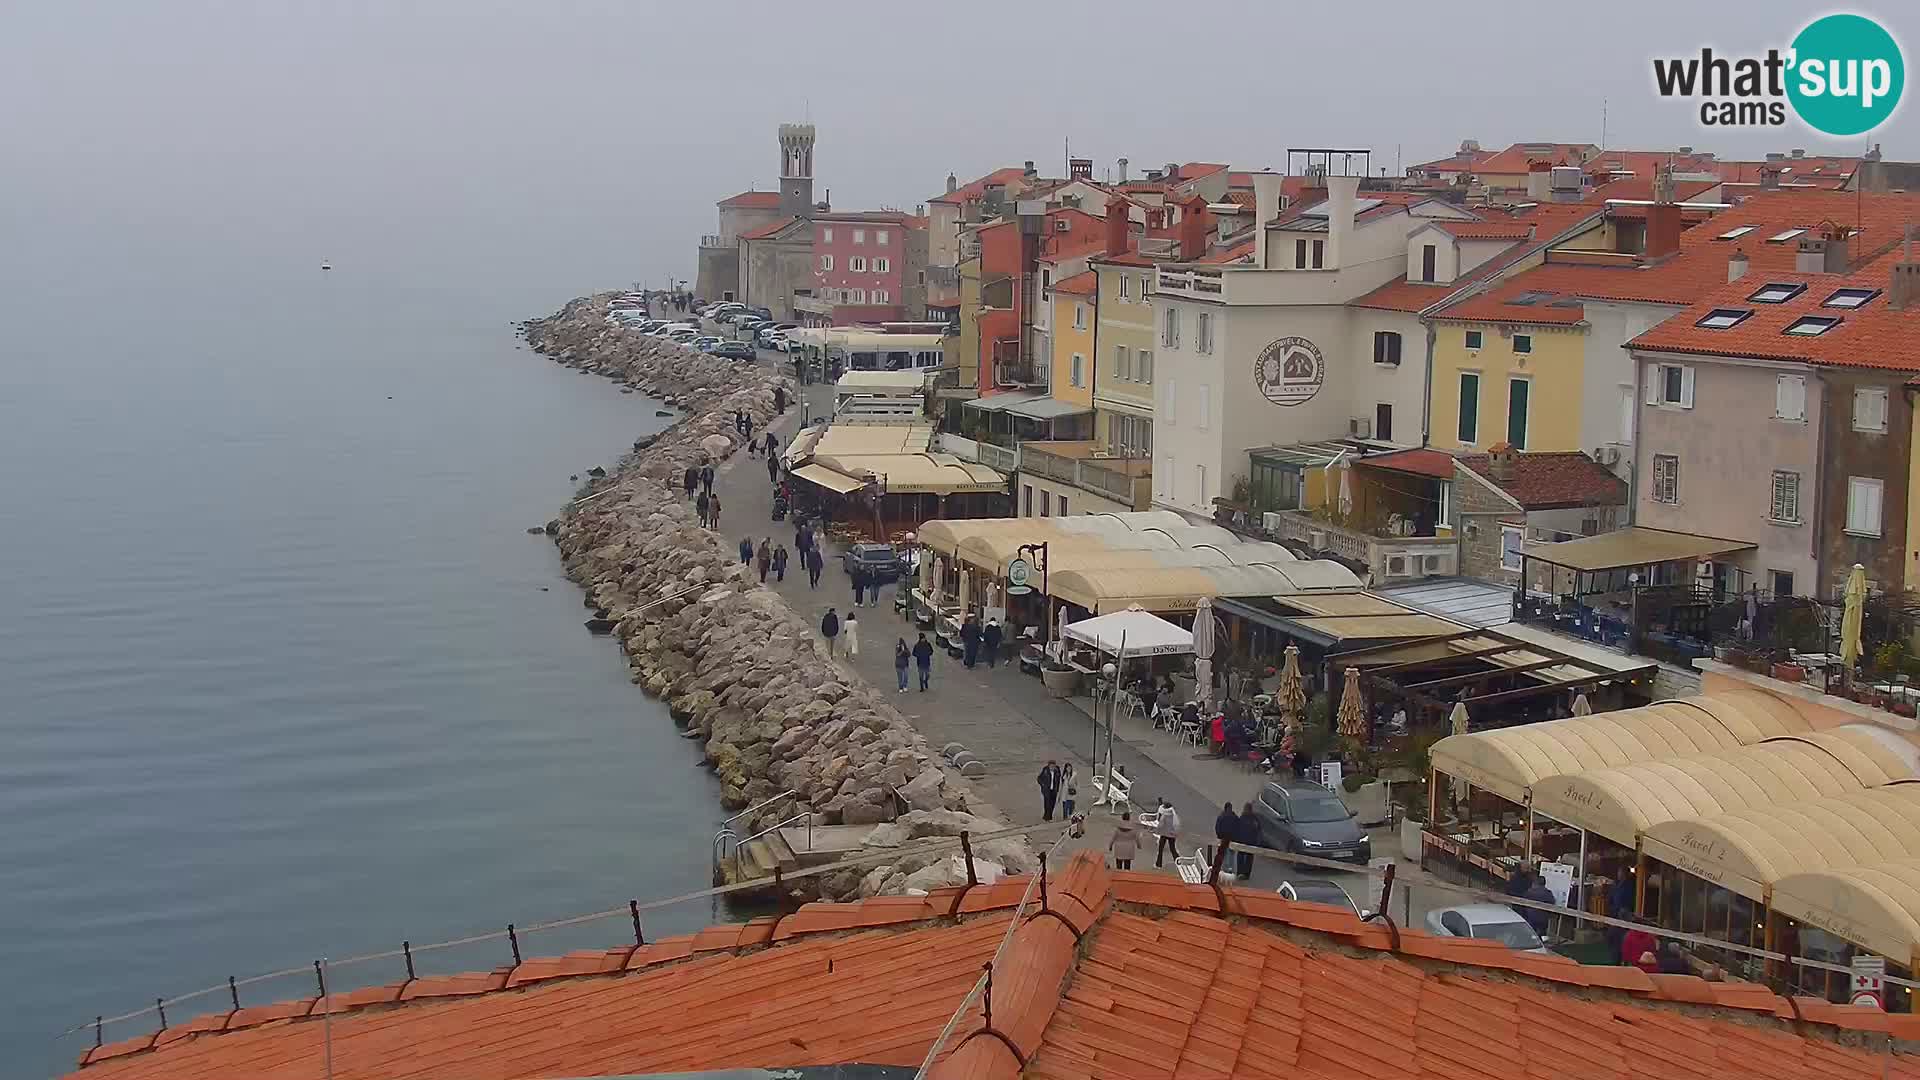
[1423,903,1550,953]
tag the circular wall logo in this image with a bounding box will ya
[1254,337,1325,407]
[1788,14,1904,135]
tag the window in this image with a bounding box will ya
[1072,303,1087,331]
[1825,287,1881,309]
[1854,386,1889,433]
[819,254,833,271]
[872,289,888,304]
[1119,275,1131,300]
[1769,470,1802,524]
[1716,225,1757,240]
[1197,312,1213,354]
[1375,402,1393,442]
[1465,330,1484,350]
[1507,378,1530,449]
[1457,372,1480,444]
[1421,244,1436,282]
[1785,315,1841,336]
[1766,228,1806,243]
[852,228,866,244]
[1373,331,1402,366]
[1311,239,1324,269]
[821,227,834,242]
[1194,464,1207,505]
[1501,525,1525,572]
[1070,353,1084,388]
[849,256,866,272]
[1138,349,1153,383]
[1776,374,1806,420]
[1041,268,1051,293]
[1749,282,1806,303]
[1512,334,1533,354]
[1057,494,1068,516]
[876,229,889,246]
[874,257,890,273]
[1023,484,1033,516]
[1697,308,1753,329]
[1039,489,1052,516]
[1652,454,1680,504]
[1648,363,1695,408]
[1138,274,1151,299]
[849,288,866,304]
[1295,238,1308,269]
[1162,307,1180,347]
[1196,384,1210,430]
[1847,476,1884,536]
[1115,344,1130,380]
[1772,570,1795,597]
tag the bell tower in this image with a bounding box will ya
[778,123,816,219]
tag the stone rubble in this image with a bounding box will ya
[522,293,1034,900]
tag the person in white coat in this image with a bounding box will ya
[842,611,859,657]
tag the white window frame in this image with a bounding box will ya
[874,257,890,273]
[1197,311,1213,354]
[821,227,834,242]
[849,256,867,272]
[1847,476,1884,536]
[852,228,866,244]
[1057,493,1069,517]
[1853,386,1889,433]
[1074,303,1086,331]
[872,288,888,304]
[1775,374,1807,422]
[1163,378,1177,426]
[1769,470,1801,525]
[1195,464,1207,506]
[820,254,833,271]
[1115,344,1130,381]
[1071,353,1085,388]
[1647,363,1695,409]
[1138,349,1153,384]
[1652,453,1680,505]
[1500,525,1525,571]
[1512,333,1533,354]
[876,229,889,246]
[1162,307,1180,348]
[1138,274,1151,299]
[1119,274,1131,301]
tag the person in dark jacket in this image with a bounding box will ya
[766,451,779,485]
[701,463,715,496]
[774,385,787,413]
[764,431,778,457]
[1213,802,1239,871]
[852,568,866,607]
[982,619,1003,668]
[707,495,721,530]
[893,638,911,692]
[959,615,982,668]
[806,545,824,588]
[1236,804,1262,881]
[1037,760,1063,821]
[695,491,711,527]
[1521,876,1555,936]
[912,632,935,691]
[820,607,841,657]
[772,544,789,582]
[756,539,772,582]
[683,464,698,496]
[738,537,754,565]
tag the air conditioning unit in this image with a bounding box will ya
[1348,416,1372,439]
[1262,512,1287,533]
[1387,555,1410,578]
[1423,554,1444,574]
[1595,445,1622,466]
[1308,530,1327,550]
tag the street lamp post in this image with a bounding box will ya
[1015,541,1049,641]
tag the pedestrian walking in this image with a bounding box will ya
[843,611,859,656]
[1060,779,1076,821]
[982,619,1003,668]
[743,414,754,443]
[695,491,711,527]
[738,537,754,566]
[806,546,824,589]
[852,568,866,607]
[683,465,698,497]
[1212,802,1238,873]
[912,632,934,691]
[820,607,841,657]
[793,517,807,554]
[764,432,778,457]
[1109,812,1139,870]
[1037,759,1063,821]
[701,464,715,496]
[774,385,787,413]
[894,638,911,692]
[756,539,772,583]
[1153,798,1182,868]
[765,452,778,485]
[1236,803,1262,882]
[734,409,745,435]
[707,494,721,530]
[960,614,981,669]
[772,544,789,582]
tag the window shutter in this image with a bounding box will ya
[1777,375,1805,420]
[1679,366,1696,409]
[1646,371,1661,406]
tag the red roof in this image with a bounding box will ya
[1460,450,1630,509]
[1357,447,1458,479]
[1053,270,1098,296]
[69,851,1920,1080]
[1198,239,1255,265]
[718,190,782,209]
[1629,261,1920,370]
[1473,142,1597,176]
[738,216,798,241]
[1715,157,1861,185]
[1436,220,1537,241]
[1350,279,1457,314]
[1092,251,1156,268]
[931,166,1029,206]
[1352,209,1603,315]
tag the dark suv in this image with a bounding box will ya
[1248,780,1371,864]
[842,543,904,582]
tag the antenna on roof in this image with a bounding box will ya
[1601,98,1608,151]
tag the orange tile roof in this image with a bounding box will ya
[1052,271,1098,296]
[65,852,1920,1080]
[1198,240,1255,265]
[1715,157,1861,185]
[1473,142,1597,176]
[1459,450,1629,508]
[1353,209,1604,315]
[1436,220,1537,241]
[739,216,799,241]
[932,167,1030,206]
[1629,261,1920,370]
[719,190,782,209]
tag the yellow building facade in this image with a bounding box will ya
[1090,257,1157,455]
[1428,321,1587,453]
[1049,271,1098,410]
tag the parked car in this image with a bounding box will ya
[736,316,772,333]
[664,328,700,343]
[841,543,904,583]
[1247,780,1371,865]
[1276,878,1363,916]
[691,336,723,351]
[757,322,799,346]
[1424,904,1550,953]
[769,333,796,353]
[709,341,756,360]
[747,306,773,321]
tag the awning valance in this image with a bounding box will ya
[1064,607,1195,658]
[1522,526,1756,572]
[961,391,1044,413]
[817,453,1004,495]
[1773,860,1920,965]
[791,463,868,495]
[1051,561,1361,615]
[1004,397,1092,421]
[1640,785,1920,902]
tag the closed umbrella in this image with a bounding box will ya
[1571,693,1592,716]
[1276,643,1306,745]
[1841,563,1868,673]
[1449,702,1471,803]
[1192,596,1216,711]
[1336,665,1368,740]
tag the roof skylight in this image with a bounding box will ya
[1717,226,1757,240]
[1783,315,1842,336]
[1697,309,1753,330]
[1748,282,1806,304]
[1823,288,1881,309]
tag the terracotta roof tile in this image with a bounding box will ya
[1628,258,1920,370]
[739,215,799,241]
[1459,450,1627,509]
[932,166,1030,206]
[1053,270,1098,296]
[719,190,782,209]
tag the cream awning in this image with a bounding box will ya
[791,463,868,495]
[1522,526,1756,572]
[1428,689,1812,804]
[807,423,935,457]
[1530,724,1920,848]
[1050,561,1361,614]
[819,452,1005,495]
[835,370,928,394]
[1640,784,1920,902]
[1773,860,1920,965]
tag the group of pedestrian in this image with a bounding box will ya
[820,607,858,658]
[697,491,721,528]
[734,410,756,450]
[893,633,934,691]
[793,519,825,588]
[686,462,718,527]
[1208,801,1261,881]
[955,615,1003,669]
[849,565,885,608]
[750,538,790,584]
[763,432,780,484]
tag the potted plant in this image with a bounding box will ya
[1040,660,1080,697]
[1772,661,1806,683]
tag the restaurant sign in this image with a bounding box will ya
[1006,557,1034,596]
[1254,336,1326,407]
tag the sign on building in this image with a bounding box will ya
[1006,557,1033,595]
[1254,336,1326,407]
[1851,954,1886,1009]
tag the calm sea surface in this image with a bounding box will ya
[0,233,722,1074]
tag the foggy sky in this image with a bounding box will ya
[4,1,1913,290]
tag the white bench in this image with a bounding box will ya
[1089,770,1133,816]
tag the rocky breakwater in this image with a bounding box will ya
[523,294,1035,900]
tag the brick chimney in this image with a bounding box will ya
[1728,248,1750,282]
[1527,160,1552,201]
[1891,226,1919,312]
[1487,442,1518,482]
[1069,158,1092,182]
[1105,199,1131,257]
[1644,165,1682,260]
[1179,198,1211,261]
[1759,164,1782,190]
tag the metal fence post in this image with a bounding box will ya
[154,999,166,1032]
[95,1017,102,1048]
[403,941,416,981]
[980,962,993,1028]
[227,976,239,1012]
[630,900,646,946]
[1039,854,1050,914]
[507,924,522,966]
[960,831,979,887]
[313,960,327,999]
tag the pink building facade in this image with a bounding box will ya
[811,212,914,315]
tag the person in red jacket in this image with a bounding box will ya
[1621,925,1661,973]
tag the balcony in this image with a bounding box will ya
[1261,509,1456,584]
[1019,441,1152,511]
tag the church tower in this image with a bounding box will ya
[778,123,816,219]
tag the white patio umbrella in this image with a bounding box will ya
[1192,596,1216,711]
[1571,693,1593,716]
[1449,702,1471,802]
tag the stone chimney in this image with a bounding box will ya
[1760,165,1782,190]
[1728,248,1750,282]
[1796,236,1829,273]
[1325,174,1361,271]
[1250,171,1283,269]
[1487,442,1518,482]
[1105,199,1131,257]
[1890,227,1918,312]
[1179,198,1211,261]
[1117,158,1129,182]
[1526,161,1552,201]
[946,173,958,194]
[1645,165,1682,260]
[1069,158,1092,182]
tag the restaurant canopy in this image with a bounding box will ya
[1425,689,1808,804]
[1773,859,1920,966]
[1051,561,1361,615]
[917,512,1187,559]
[1522,526,1757,573]
[1063,607,1195,658]
[1218,589,1468,648]
[1639,784,1920,903]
